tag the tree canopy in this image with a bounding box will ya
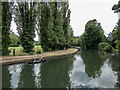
[2,2,12,56]
[80,19,104,50]
[112,1,120,54]
[10,32,20,47]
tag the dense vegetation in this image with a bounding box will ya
[14,2,37,53]
[1,1,120,56]
[9,32,20,47]
[98,42,115,52]
[0,2,2,55]
[38,2,73,51]
[112,1,120,54]
[79,19,104,50]
[2,1,73,55]
[2,2,12,56]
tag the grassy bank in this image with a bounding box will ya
[9,45,43,56]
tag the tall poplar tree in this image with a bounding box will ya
[15,2,37,53]
[0,2,2,55]
[38,2,73,51]
[2,2,12,56]
[63,2,71,49]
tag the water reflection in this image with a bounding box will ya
[69,50,117,88]
[40,57,74,88]
[2,64,23,88]
[33,64,41,88]
[2,66,11,88]
[2,51,120,88]
[18,64,35,88]
[109,55,120,88]
[8,64,24,88]
[81,50,105,78]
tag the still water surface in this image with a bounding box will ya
[2,50,120,88]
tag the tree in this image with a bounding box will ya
[63,2,71,49]
[38,2,55,51]
[80,19,104,50]
[112,1,120,54]
[117,20,120,53]
[15,2,37,53]
[112,1,120,13]
[38,2,72,51]
[2,2,12,56]
[10,32,20,47]
[0,2,2,55]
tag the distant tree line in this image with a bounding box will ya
[2,1,73,55]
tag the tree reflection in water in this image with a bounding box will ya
[40,56,74,88]
[109,54,120,88]
[80,50,106,78]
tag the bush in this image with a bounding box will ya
[36,50,42,54]
[98,42,114,52]
[99,42,109,51]
[103,45,113,52]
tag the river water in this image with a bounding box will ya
[2,50,120,88]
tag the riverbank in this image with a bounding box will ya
[0,49,78,65]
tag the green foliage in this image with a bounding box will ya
[117,21,120,54]
[80,19,104,50]
[0,2,2,55]
[110,20,120,53]
[34,45,43,54]
[98,42,109,51]
[112,1,120,54]
[72,36,80,46]
[103,45,114,52]
[15,2,37,53]
[34,41,40,45]
[9,45,43,56]
[98,42,115,52]
[2,2,12,56]
[36,50,41,54]
[10,32,20,47]
[38,2,73,51]
[112,1,120,13]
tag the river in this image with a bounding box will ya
[2,50,120,88]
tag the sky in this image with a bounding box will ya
[69,0,118,37]
[11,0,119,40]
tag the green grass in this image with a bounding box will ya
[9,45,43,56]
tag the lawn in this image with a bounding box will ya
[9,45,43,56]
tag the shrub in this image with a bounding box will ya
[36,50,42,54]
[103,45,113,52]
[98,42,114,52]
